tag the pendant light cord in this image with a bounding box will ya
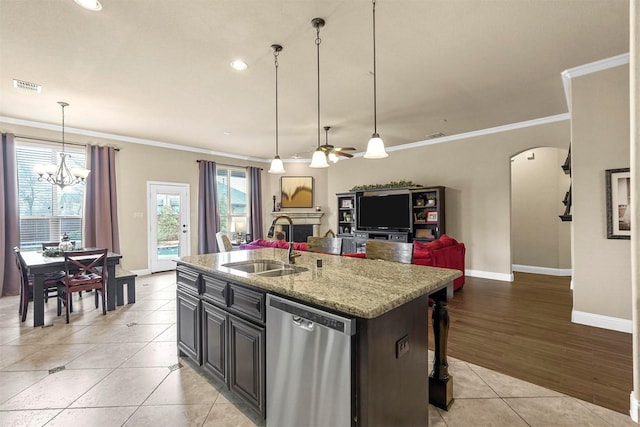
[274,48,280,157]
[372,0,378,135]
[316,23,322,148]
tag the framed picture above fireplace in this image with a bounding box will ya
[281,176,314,208]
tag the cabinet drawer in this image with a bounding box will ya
[176,266,201,294]
[355,232,368,239]
[389,234,408,242]
[203,275,227,306]
[229,283,265,323]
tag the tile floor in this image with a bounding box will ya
[0,271,635,426]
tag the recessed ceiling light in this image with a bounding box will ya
[13,79,42,93]
[73,0,102,11]
[230,60,248,71]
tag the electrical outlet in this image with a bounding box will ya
[396,335,409,358]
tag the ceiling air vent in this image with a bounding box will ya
[425,132,445,140]
[13,79,42,93]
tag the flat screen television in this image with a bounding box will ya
[357,193,411,231]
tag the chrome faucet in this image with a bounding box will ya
[267,215,302,264]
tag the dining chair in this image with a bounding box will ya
[42,241,81,301]
[57,248,108,323]
[216,231,234,252]
[365,240,414,264]
[307,236,343,255]
[13,247,65,322]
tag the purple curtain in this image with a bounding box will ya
[249,166,263,240]
[1,133,20,296]
[198,160,219,254]
[84,146,120,253]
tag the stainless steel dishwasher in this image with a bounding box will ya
[266,294,356,427]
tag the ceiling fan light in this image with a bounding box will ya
[310,149,329,168]
[364,133,388,159]
[268,156,286,174]
[73,0,102,11]
[328,152,339,163]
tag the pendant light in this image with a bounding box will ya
[364,0,389,159]
[325,126,339,163]
[34,102,91,189]
[309,17,330,169]
[268,44,286,174]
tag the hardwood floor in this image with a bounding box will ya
[429,272,633,414]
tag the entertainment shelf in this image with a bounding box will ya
[336,186,445,254]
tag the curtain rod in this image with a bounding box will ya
[14,134,120,151]
[196,159,263,171]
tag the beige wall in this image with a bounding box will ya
[511,147,571,269]
[325,120,570,278]
[571,65,631,320]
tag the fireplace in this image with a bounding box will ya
[270,210,324,241]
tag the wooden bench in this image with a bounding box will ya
[115,266,137,305]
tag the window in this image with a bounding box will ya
[216,167,249,239]
[16,141,87,251]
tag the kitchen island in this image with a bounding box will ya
[176,248,461,426]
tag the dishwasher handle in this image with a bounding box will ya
[292,315,315,331]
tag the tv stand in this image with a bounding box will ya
[354,230,409,253]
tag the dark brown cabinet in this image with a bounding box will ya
[177,288,201,363]
[202,300,227,383]
[177,266,266,418]
[411,186,445,242]
[336,192,357,253]
[229,314,265,414]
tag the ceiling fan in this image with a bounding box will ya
[319,126,356,162]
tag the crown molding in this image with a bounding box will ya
[561,53,630,112]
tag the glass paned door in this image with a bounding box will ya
[148,182,190,273]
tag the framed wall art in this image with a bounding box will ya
[281,176,314,208]
[605,168,631,239]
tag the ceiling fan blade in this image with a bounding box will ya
[336,152,354,158]
[334,147,356,152]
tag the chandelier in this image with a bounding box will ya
[34,102,90,189]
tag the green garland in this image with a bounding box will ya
[350,180,420,191]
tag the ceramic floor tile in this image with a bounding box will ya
[64,342,147,369]
[45,406,138,426]
[153,324,177,342]
[504,396,615,426]
[121,341,179,368]
[0,368,111,410]
[438,398,529,426]
[102,323,172,343]
[5,323,88,345]
[0,344,41,370]
[428,404,447,427]
[70,367,170,407]
[1,343,94,371]
[54,324,120,344]
[123,299,173,311]
[124,404,212,426]
[203,402,263,427]
[0,409,61,426]
[137,309,176,324]
[575,399,639,426]
[144,363,220,406]
[468,363,565,398]
[449,361,499,399]
[0,370,49,404]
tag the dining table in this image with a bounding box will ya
[21,249,123,327]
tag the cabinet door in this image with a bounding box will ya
[229,314,265,416]
[202,300,227,384]
[177,289,201,364]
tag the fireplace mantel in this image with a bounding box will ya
[270,210,324,237]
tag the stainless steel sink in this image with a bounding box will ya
[221,259,308,277]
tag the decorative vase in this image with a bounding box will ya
[59,233,74,252]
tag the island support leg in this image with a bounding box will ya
[429,288,454,410]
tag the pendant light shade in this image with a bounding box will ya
[268,44,286,174]
[309,18,330,169]
[364,0,388,159]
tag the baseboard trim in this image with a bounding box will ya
[465,269,514,282]
[630,392,639,423]
[512,264,573,276]
[571,310,632,333]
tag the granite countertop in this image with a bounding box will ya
[177,248,461,319]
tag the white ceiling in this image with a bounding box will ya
[0,0,629,161]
